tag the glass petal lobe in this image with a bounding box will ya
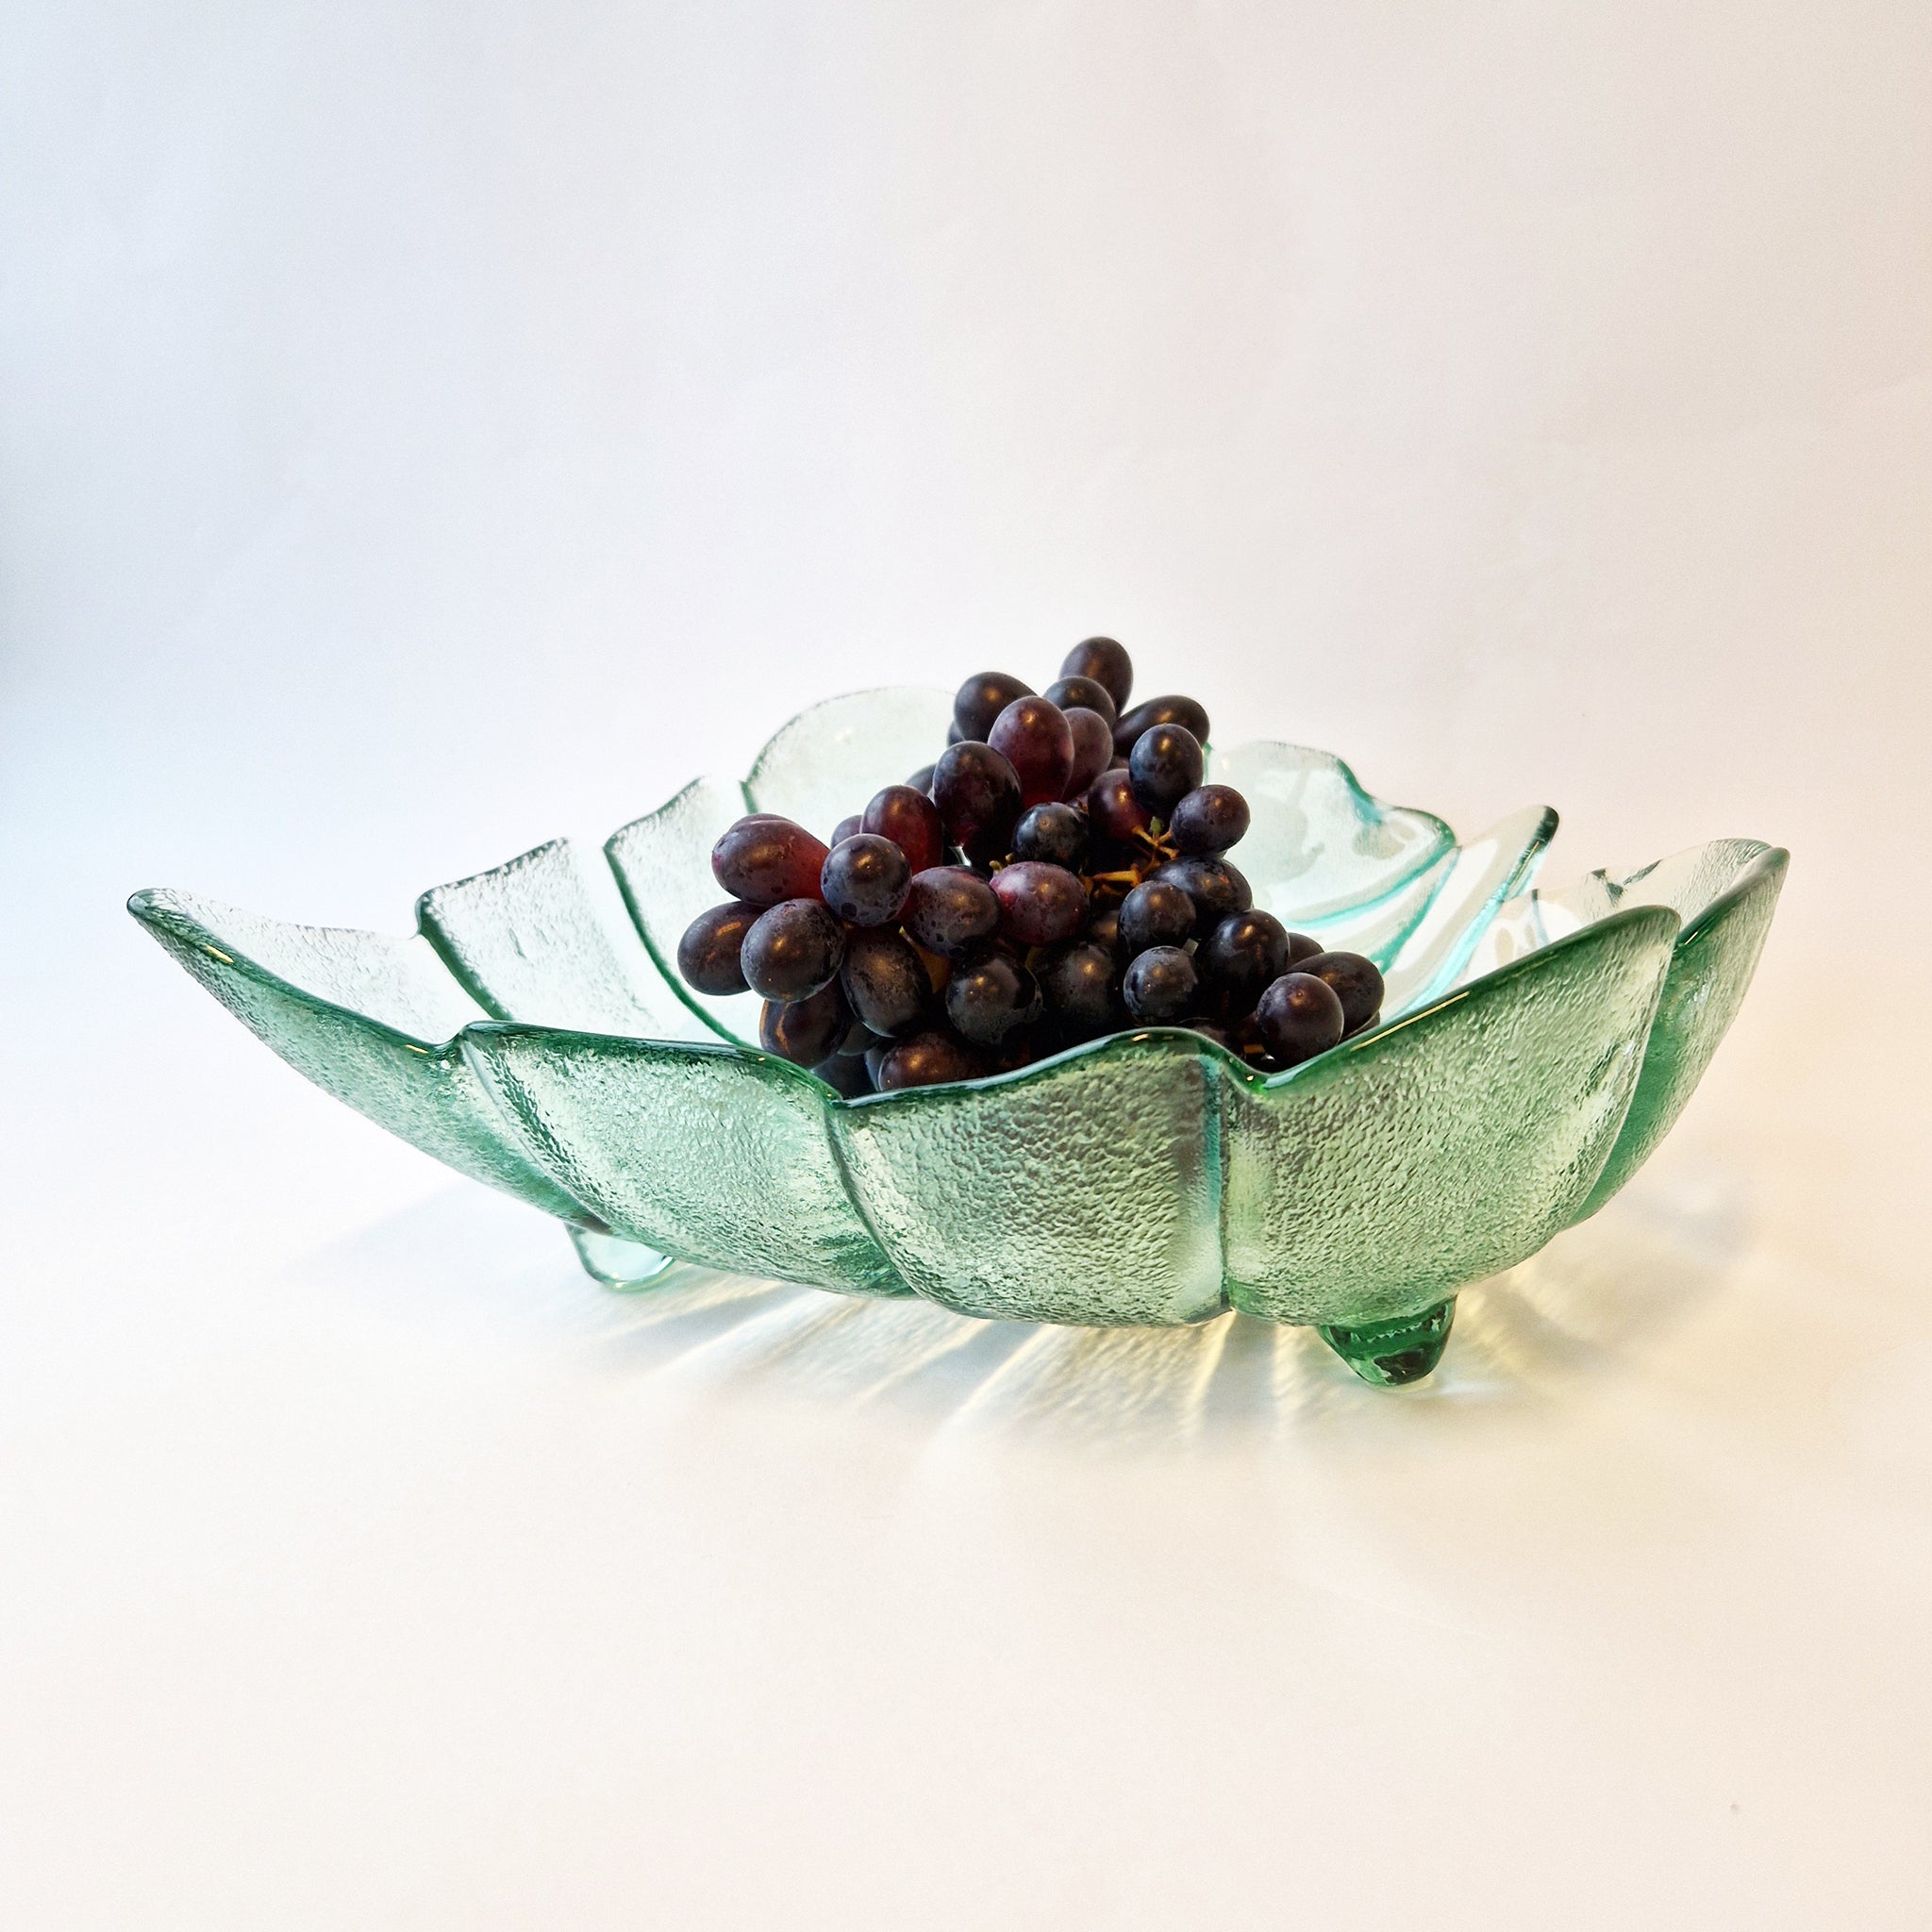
[127,889,592,1223]
[460,1025,907,1294]
[606,777,763,1048]
[1223,903,1679,1325]
[742,686,955,838]
[1571,847,1788,1221]
[1377,804,1559,1018]
[419,838,712,1041]
[1207,739,1455,927]
[832,1032,1225,1325]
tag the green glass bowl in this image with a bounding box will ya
[129,688,1785,1385]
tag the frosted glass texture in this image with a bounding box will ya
[131,688,1785,1380]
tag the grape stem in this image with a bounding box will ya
[1083,824,1179,905]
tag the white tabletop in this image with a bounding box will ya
[4,4,1928,1924]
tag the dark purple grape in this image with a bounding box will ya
[875,1029,986,1091]
[953,671,1034,742]
[899,866,1000,958]
[991,861,1088,947]
[831,814,862,847]
[1060,636,1133,711]
[932,741,1023,857]
[1113,694,1210,755]
[840,926,930,1037]
[987,1024,1047,1073]
[1011,802,1088,869]
[1043,675,1119,728]
[1061,707,1114,800]
[1151,856,1251,936]
[863,784,945,875]
[989,696,1074,808]
[863,1037,894,1087]
[907,763,937,795]
[821,834,910,926]
[676,902,758,995]
[1169,784,1250,856]
[944,952,1042,1043]
[1287,929,1324,966]
[1118,880,1197,958]
[1037,941,1118,1034]
[1085,905,1122,958]
[811,1051,874,1098]
[758,978,849,1064]
[1122,945,1198,1022]
[1229,1008,1273,1067]
[1256,972,1344,1064]
[711,816,830,906]
[1183,1018,1232,1049]
[836,1018,878,1056]
[1085,768,1153,846]
[1199,909,1290,1020]
[1292,951,1384,1033]
[1128,722,1205,814]
[741,898,846,1001]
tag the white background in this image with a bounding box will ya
[3,4,1928,1925]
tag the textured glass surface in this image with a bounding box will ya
[606,777,762,1047]
[1376,804,1558,1015]
[463,1027,906,1294]
[834,1033,1223,1324]
[1574,846,1787,1220]
[1460,837,1773,978]
[419,837,710,1041]
[131,689,1785,1363]
[742,686,956,836]
[129,890,591,1224]
[1203,739,1455,925]
[1223,905,1679,1325]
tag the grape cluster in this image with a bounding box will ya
[677,638,1385,1091]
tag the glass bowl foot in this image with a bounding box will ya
[1318,1297,1456,1387]
[569,1227,675,1291]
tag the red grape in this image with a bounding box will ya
[820,834,910,926]
[900,866,1000,958]
[932,741,1023,857]
[676,902,758,995]
[1061,707,1114,799]
[875,1029,986,1091]
[711,816,829,905]
[862,784,945,874]
[1085,767,1153,846]
[991,861,1088,946]
[841,926,931,1036]
[741,898,845,1000]
[759,979,849,1065]
[989,696,1074,808]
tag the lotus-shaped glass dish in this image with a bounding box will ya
[130,689,1784,1385]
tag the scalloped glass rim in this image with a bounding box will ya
[129,685,1787,1344]
[129,849,1781,1102]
